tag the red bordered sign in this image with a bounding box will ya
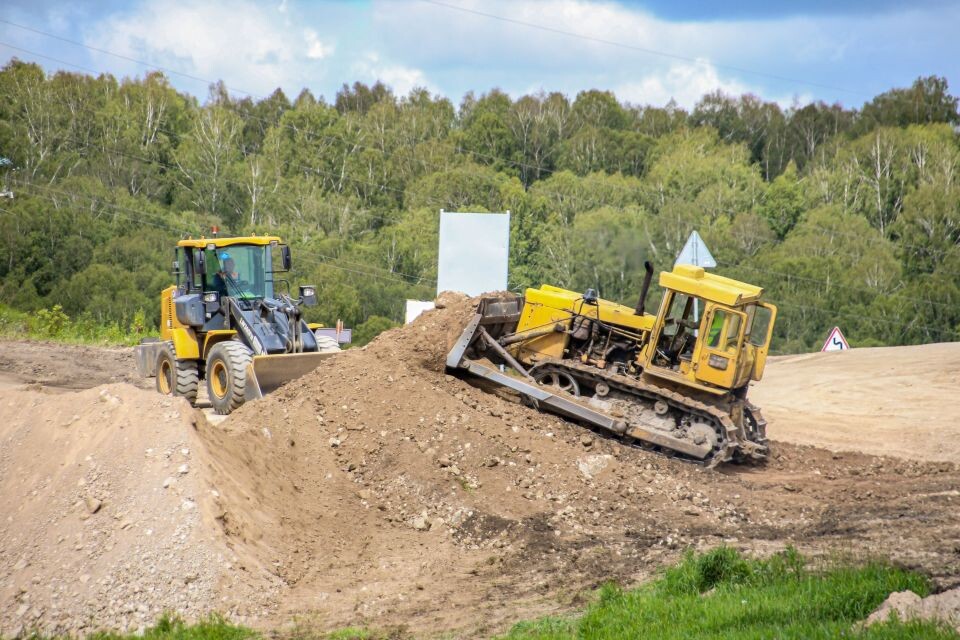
[821,326,850,352]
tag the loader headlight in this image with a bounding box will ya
[299,285,318,307]
[203,291,219,303]
[708,354,729,370]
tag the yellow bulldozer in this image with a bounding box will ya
[447,262,777,466]
[135,235,350,414]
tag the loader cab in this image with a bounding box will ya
[177,239,281,301]
[644,265,776,393]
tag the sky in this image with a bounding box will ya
[0,0,957,110]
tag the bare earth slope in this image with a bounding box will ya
[1,320,960,638]
[752,342,960,462]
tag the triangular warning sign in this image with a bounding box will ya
[821,326,850,352]
[675,230,717,268]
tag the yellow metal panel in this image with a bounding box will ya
[659,265,763,306]
[170,327,200,360]
[514,285,653,363]
[523,286,653,332]
[692,306,746,388]
[642,365,726,395]
[177,235,282,249]
[159,285,179,341]
[202,330,237,359]
[515,288,573,360]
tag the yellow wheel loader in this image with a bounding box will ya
[447,263,777,467]
[135,235,351,414]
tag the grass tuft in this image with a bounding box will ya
[499,547,958,640]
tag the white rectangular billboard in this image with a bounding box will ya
[437,211,510,296]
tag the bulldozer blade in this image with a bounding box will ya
[244,352,337,401]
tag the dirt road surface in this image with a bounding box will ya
[753,342,960,462]
[1,323,958,638]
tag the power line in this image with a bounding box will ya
[3,186,951,341]
[0,43,940,262]
[0,19,259,97]
[8,180,435,287]
[718,261,959,311]
[3,35,927,246]
[418,0,869,98]
[3,34,957,291]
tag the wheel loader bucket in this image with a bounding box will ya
[243,352,338,401]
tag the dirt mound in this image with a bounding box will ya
[5,309,960,637]
[201,299,960,634]
[865,588,960,631]
[752,342,960,462]
[0,384,279,637]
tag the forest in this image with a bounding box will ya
[0,59,958,351]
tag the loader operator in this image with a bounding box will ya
[213,252,240,297]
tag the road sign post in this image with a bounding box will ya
[675,231,716,324]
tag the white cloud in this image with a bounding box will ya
[616,58,750,109]
[369,0,874,105]
[305,30,334,60]
[352,52,433,97]
[83,0,335,98]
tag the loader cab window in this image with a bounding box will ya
[205,245,273,300]
[183,248,205,293]
[656,291,703,368]
[706,309,742,353]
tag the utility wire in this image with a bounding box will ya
[0,19,260,97]
[3,186,951,340]
[418,0,870,98]
[5,35,941,252]
[2,37,957,295]
[718,261,958,311]
[8,180,435,287]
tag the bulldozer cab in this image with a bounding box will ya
[645,265,776,392]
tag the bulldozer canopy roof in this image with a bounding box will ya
[660,264,763,306]
[177,235,282,249]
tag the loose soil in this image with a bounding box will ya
[753,342,960,462]
[2,308,959,638]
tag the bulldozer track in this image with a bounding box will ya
[531,358,766,467]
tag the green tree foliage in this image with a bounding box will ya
[0,59,958,352]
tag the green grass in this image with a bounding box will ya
[499,547,960,640]
[6,551,957,640]
[0,303,152,346]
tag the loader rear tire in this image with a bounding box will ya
[155,342,199,404]
[206,341,253,415]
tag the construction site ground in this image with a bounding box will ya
[2,302,959,638]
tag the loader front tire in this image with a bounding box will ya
[155,342,199,404]
[206,341,253,415]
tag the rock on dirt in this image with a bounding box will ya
[865,588,960,631]
[0,384,279,637]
